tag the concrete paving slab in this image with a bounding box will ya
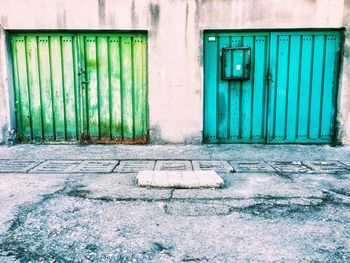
[172,173,324,199]
[154,160,192,171]
[207,144,350,162]
[78,174,172,200]
[114,161,155,173]
[269,161,312,173]
[192,160,234,173]
[0,160,43,173]
[137,171,224,188]
[72,160,119,173]
[29,160,82,173]
[0,145,211,160]
[229,160,275,173]
[304,161,350,174]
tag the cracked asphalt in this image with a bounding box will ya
[0,144,349,262]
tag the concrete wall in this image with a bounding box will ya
[340,0,350,144]
[0,0,349,144]
[0,25,14,144]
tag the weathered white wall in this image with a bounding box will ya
[0,27,7,143]
[340,0,350,144]
[0,25,13,144]
[0,0,348,144]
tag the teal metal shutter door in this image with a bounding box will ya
[204,32,269,143]
[11,34,81,142]
[268,31,341,143]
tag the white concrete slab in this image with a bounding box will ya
[136,171,224,188]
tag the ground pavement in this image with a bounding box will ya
[0,144,349,262]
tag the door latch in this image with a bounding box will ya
[267,71,272,81]
[78,67,88,86]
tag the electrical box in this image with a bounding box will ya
[221,47,251,81]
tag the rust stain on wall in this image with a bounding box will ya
[131,0,138,27]
[98,0,106,24]
[149,3,160,29]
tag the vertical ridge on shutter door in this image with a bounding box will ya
[109,36,122,140]
[218,36,229,140]
[133,36,145,141]
[121,36,133,140]
[38,36,54,141]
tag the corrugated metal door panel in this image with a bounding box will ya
[11,34,80,142]
[203,34,218,141]
[108,36,122,139]
[11,32,148,144]
[79,33,148,143]
[268,31,341,143]
[204,32,269,143]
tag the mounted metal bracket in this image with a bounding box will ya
[221,47,251,81]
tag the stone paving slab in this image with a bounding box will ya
[269,161,311,173]
[78,174,172,200]
[172,173,324,200]
[137,171,224,188]
[192,160,234,173]
[114,161,155,173]
[229,161,275,173]
[304,161,350,174]
[0,160,43,173]
[72,160,119,173]
[154,160,192,171]
[29,160,82,173]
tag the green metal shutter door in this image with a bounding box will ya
[79,34,148,143]
[11,32,148,144]
[11,34,80,142]
[268,31,341,143]
[204,32,269,143]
